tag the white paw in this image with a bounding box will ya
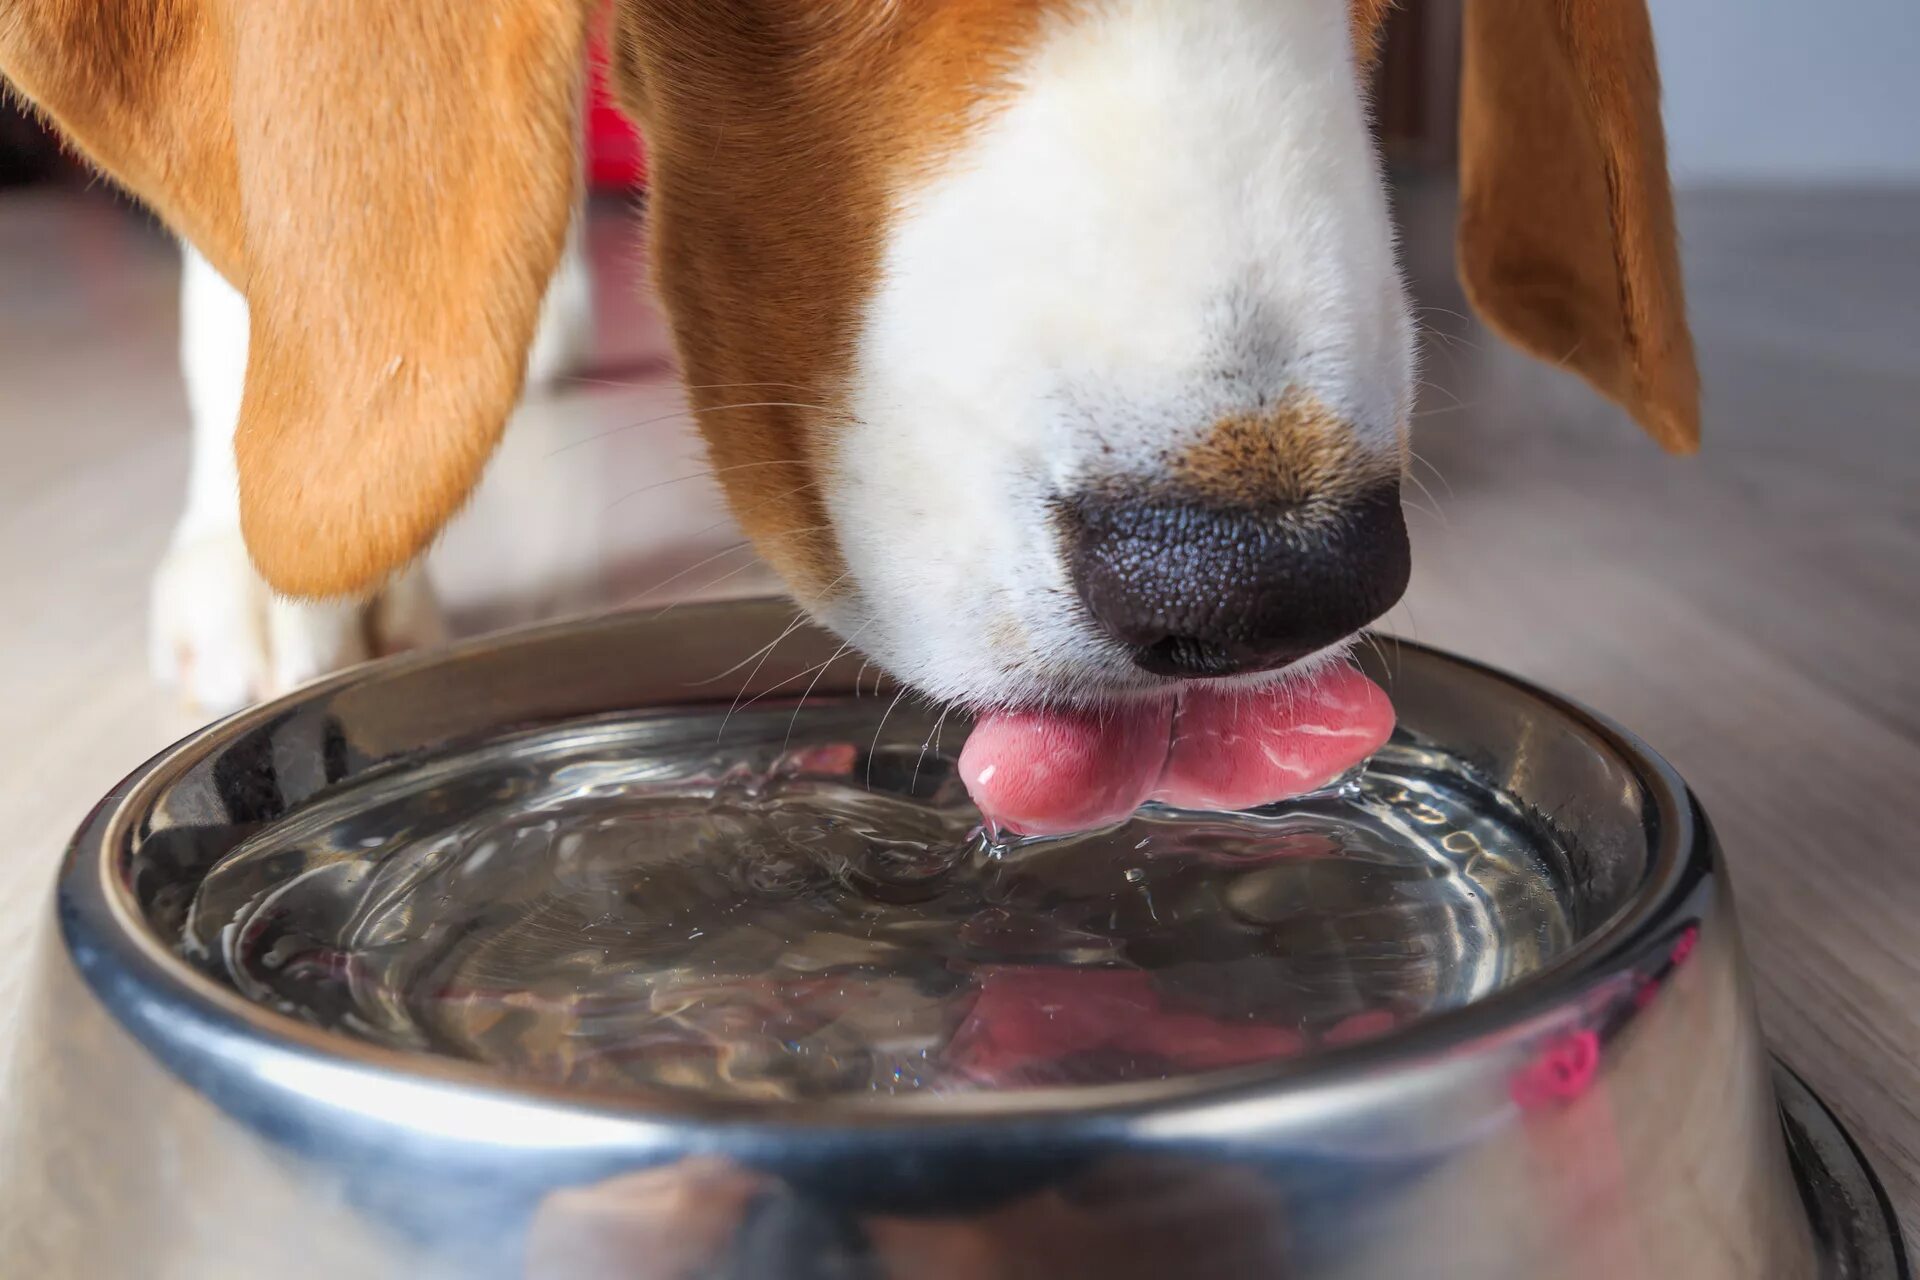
[149,534,446,717]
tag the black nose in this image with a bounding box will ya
[1060,483,1410,678]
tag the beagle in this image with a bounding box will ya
[2,0,1696,827]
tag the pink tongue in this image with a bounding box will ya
[960,667,1394,836]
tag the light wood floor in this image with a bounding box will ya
[1,182,1915,1250]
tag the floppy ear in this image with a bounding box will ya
[0,0,588,595]
[1457,0,1700,453]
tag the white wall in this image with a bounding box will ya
[1652,0,1920,184]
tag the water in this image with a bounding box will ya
[182,705,1572,1102]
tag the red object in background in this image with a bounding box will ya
[586,28,646,190]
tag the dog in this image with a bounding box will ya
[1,0,1696,819]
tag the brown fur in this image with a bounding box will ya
[1458,0,1700,453]
[1173,393,1394,513]
[2,1,241,275]
[0,0,1697,602]
[611,1,1082,603]
[1349,0,1395,69]
[1,0,587,597]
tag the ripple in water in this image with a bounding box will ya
[182,705,1571,1101]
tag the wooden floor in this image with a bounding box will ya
[1,181,1915,1250]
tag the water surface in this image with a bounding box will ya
[184,705,1570,1101]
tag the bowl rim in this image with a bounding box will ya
[58,601,1708,1139]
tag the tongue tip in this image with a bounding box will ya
[961,666,1396,836]
[958,699,1172,837]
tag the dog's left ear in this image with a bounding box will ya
[1,0,588,595]
[1457,0,1700,453]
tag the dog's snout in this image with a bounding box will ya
[1061,483,1410,679]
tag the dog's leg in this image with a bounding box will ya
[527,207,596,387]
[528,90,599,388]
[152,204,592,715]
[149,243,443,714]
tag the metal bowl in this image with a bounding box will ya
[0,601,1903,1279]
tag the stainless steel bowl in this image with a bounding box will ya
[0,601,1903,1279]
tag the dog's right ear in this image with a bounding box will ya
[1,0,588,596]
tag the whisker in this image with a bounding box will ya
[911,700,955,795]
[1410,400,1482,422]
[1412,377,1468,413]
[1407,449,1455,499]
[681,380,832,396]
[697,570,855,734]
[618,522,828,610]
[650,554,775,619]
[1412,306,1486,349]
[1402,500,1446,529]
[714,614,820,746]
[692,608,813,690]
[607,479,821,573]
[782,621,872,754]
[629,540,751,599]
[1390,596,1423,648]
[555,372,675,393]
[1359,629,1383,670]
[725,636,858,731]
[1402,472,1449,530]
[866,687,913,791]
[545,405,697,456]
[1413,318,1484,355]
[550,400,840,457]
[604,458,807,509]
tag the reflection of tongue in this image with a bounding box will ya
[960,666,1393,836]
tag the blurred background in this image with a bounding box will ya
[1,0,1916,1251]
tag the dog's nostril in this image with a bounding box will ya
[1136,635,1241,679]
[1060,482,1410,679]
